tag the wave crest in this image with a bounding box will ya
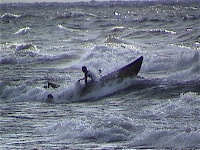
[1,13,20,20]
[14,27,31,35]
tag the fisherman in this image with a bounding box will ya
[78,66,97,85]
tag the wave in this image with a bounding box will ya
[14,27,31,35]
[56,24,80,33]
[143,50,199,75]
[1,59,199,104]
[0,42,40,64]
[20,13,46,19]
[0,82,47,102]
[149,29,176,35]
[176,28,200,45]
[15,43,36,51]
[183,14,200,20]
[48,75,199,104]
[37,53,78,62]
[123,28,177,39]
[1,43,199,102]
[1,12,47,24]
[57,24,67,31]
[38,91,200,148]
[1,13,20,20]
[1,42,78,65]
[109,26,126,32]
[39,112,139,144]
[0,57,17,65]
[105,35,126,44]
[54,11,97,20]
[131,91,200,148]
[0,75,146,104]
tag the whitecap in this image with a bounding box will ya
[110,26,126,32]
[57,24,80,33]
[57,24,67,31]
[129,129,200,149]
[183,14,198,20]
[8,86,47,103]
[37,53,77,62]
[105,35,125,44]
[15,43,33,51]
[39,112,139,144]
[149,28,176,35]
[131,92,200,148]
[14,27,31,35]
[71,11,85,18]
[1,13,20,20]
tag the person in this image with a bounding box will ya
[44,82,60,89]
[98,69,102,77]
[44,66,97,89]
[78,66,97,85]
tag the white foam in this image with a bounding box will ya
[39,112,140,144]
[37,91,200,148]
[130,129,200,148]
[15,43,33,51]
[142,49,200,81]
[1,13,20,19]
[1,83,47,103]
[139,92,200,119]
[14,27,31,35]
[52,77,140,103]
[73,44,141,75]
[37,52,76,62]
[129,92,200,148]
[1,84,27,100]
[57,24,68,31]
[109,26,126,32]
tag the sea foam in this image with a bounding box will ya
[14,27,31,35]
[1,13,20,19]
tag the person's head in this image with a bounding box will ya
[82,66,87,73]
[98,69,102,76]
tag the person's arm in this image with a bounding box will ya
[78,73,88,85]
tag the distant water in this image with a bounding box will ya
[0,1,200,149]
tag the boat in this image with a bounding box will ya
[101,56,143,82]
[78,56,143,96]
[46,56,143,102]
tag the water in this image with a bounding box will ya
[0,1,200,149]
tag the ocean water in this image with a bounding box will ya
[0,1,200,149]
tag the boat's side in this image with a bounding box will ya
[100,56,143,83]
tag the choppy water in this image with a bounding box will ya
[0,1,200,149]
